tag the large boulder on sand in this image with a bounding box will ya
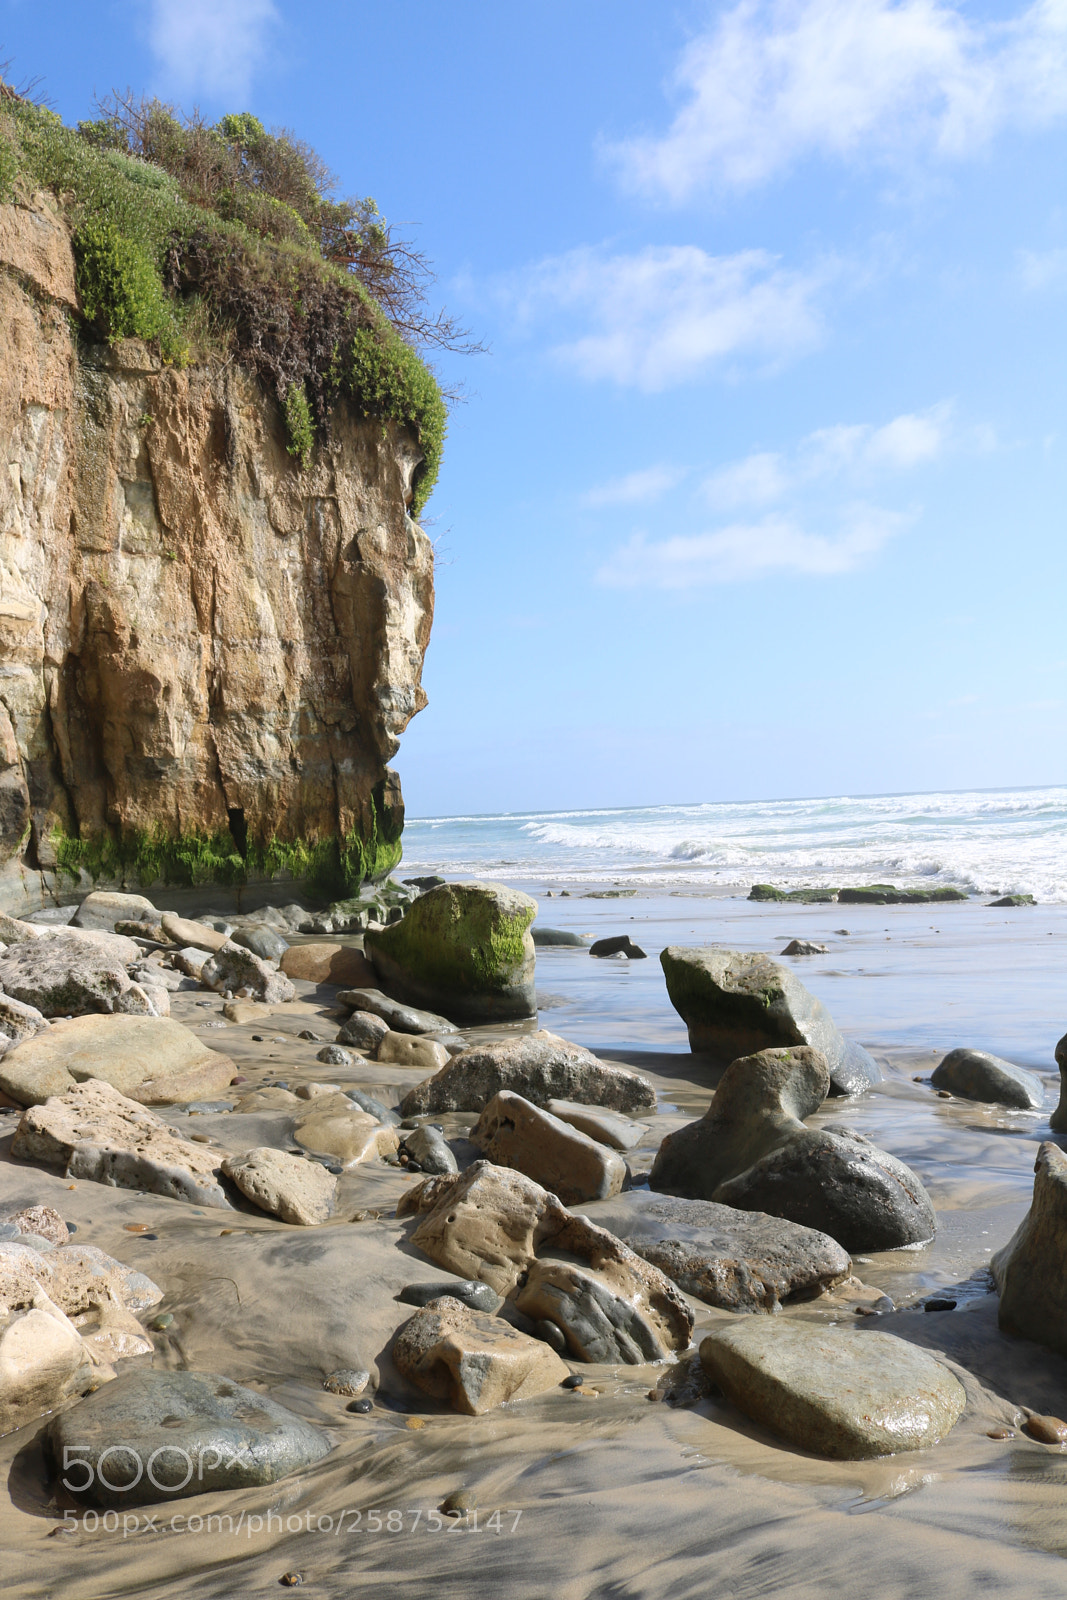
[365,880,537,1023]
[0,935,156,1018]
[280,943,376,987]
[72,891,157,931]
[399,1030,656,1117]
[650,1046,934,1253]
[660,946,880,1096]
[1047,1032,1067,1132]
[220,1148,336,1226]
[992,1141,1067,1354]
[200,943,295,1004]
[931,1048,1044,1109]
[0,1013,237,1106]
[471,1091,627,1204]
[393,1296,568,1415]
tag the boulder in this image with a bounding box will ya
[988,894,1035,907]
[589,935,647,959]
[365,880,537,1024]
[992,1141,1067,1354]
[531,928,589,948]
[11,1079,234,1208]
[220,1148,336,1226]
[0,1296,94,1437]
[402,1125,458,1175]
[0,935,156,1019]
[45,1368,332,1506]
[546,1100,647,1151]
[0,1240,162,1318]
[0,1204,69,1246]
[72,891,157,931]
[230,926,289,962]
[650,1047,935,1253]
[160,913,230,952]
[781,940,828,956]
[345,1087,401,1126]
[699,1321,966,1459]
[660,946,880,1096]
[0,994,49,1052]
[377,1032,450,1072]
[0,1013,236,1106]
[280,943,377,987]
[471,1091,627,1204]
[200,943,296,1005]
[294,1101,400,1167]
[1046,1033,1067,1133]
[931,1048,1044,1110]
[335,988,457,1036]
[591,1192,850,1312]
[393,1296,568,1414]
[397,1280,502,1313]
[399,1031,657,1117]
[336,1010,390,1052]
[173,947,213,980]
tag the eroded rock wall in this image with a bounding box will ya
[0,193,434,912]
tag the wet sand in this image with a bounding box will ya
[2,889,1067,1598]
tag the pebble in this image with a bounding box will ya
[252,1035,265,1042]
[298,1030,322,1042]
[346,1398,373,1414]
[280,1575,303,1588]
[936,1090,953,1099]
[1024,1414,1067,1444]
[440,1490,476,1516]
[124,1223,152,1234]
[397,1280,503,1314]
[560,1374,584,1390]
[405,1417,425,1430]
[148,1313,174,1331]
[323,1369,370,1397]
[924,1298,957,1312]
[66,1222,77,1234]
[533,1318,568,1354]
[317,1045,352,1067]
[573,1385,599,1398]
[987,1427,1015,1440]
[853,1296,895,1317]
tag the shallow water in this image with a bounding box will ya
[2,889,1067,1598]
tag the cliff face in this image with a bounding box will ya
[0,193,434,912]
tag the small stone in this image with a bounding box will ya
[561,1373,584,1389]
[148,1313,174,1331]
[323,1369,370,1397]
[937,1090,953,1099]
[298,1030,322,1042]
[405,1416,425,1430]
[124,1223,153,1234]
[346,1398,373,1414]
[533,1319,568,1354]
[573,1385,599,1397]
[781,940,829,956]
[923,1297,957,1312]
[440,1489,476,1516]
[397,1279,503,1314]
[280,1575,303,1588]
[987,1427,1015,1439]
[317,1045,352,1067]
[1024,1414,1067,1444]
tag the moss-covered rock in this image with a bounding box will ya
[365,880,537,1024]
[749,883,969,905]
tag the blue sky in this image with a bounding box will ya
[4,0,1065,815]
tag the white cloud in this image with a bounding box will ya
[597,505,908,588]
[148,0,280,102]
[581,465,684,507]
[1018,245,1067,289]
[605,0,1067,198]
[512,244,828,389]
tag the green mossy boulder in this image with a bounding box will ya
[365,880,537,1024]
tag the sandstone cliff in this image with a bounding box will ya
[0,193,434,913]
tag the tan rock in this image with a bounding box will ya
[471,1091,627,1204]
[201,944,296,1005]
[993,1141,1067,1354]
[0,1013,237,1106]
[280,944,377,987]
[11,1079,234,1208]
[234,1087,301,1112]
[393,1295,568,1415]
[0,1296,92,1437]
[223,999,272,1024]
[547,1099,648,1151]
[160,915,230,952]
[0,914,43,944]
[220,1148,336,1226]
[294,1104,400,1167]
[377,1032,450,1072]
[72,891,157,931]
[0,1204,68,1245]
[0,993,49,1050]
[0,195,79,309]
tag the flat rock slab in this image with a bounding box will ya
[45,1368,332,1506]
[335,988,457,1036]
[294,1102,400,1167]
[931,1048,1044,1110]
[393,1295,567,1414]
[591,1192,851,1312]
[400,1030,657,1117]
[992,1141,1067,1354]
[699,1321,966,1459]
[0,1013,237,1106]
[280,943,377,987]
[471,1090,626,1204]
[160,913,229,952]
[547,1099,647,1151]
[221,1147,337,1226]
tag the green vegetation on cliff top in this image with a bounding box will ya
[0,91,448,514]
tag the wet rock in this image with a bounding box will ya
[402,1125,458,1176]
[589,936,647,959]
[471,1091,627,1204]
[531,928,589,948]
[0,1013,237,1107]
[0,1297,93,1436]
[0,935,156,1019]
[992,1141,1067,1354]
[546,1100,647,1151]
[399,1030,656,1118]
[293,1101,400,1167]
[336,1010,390,1052]
[0,993,49,1054]
[365,881,537,1024]
[221,1148,335,1226]
[0,1240,162,1317]
[1023,1414,1067,1443]
[1046,1033,1067,1133]
[72,891,157,932]
[0,1205,69,1247]
[592,1191,851,1312]
[398,1280,503,1313]
[345,1087,401,1126]
[201,945,295,1006]
[377,1032,450,1072]
[316,1044,352,1067]
[660,946,880,1096]
[988,895,1036,907]
[650,1046,934,1253]
[323,1369,369,1397]
[160,913,230,952]
[45,1368,332,1505]
[12,1079,234,1208]
[234,1087,301,1112]
[781,940,829,956]
[930,1048,1044,1110]
[231,926,289,962]
[699,1321,966,1459]
[393,1295,568,1414]
[335,989,456,1036]
[280,944,377,988]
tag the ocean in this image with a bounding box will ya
[402,784,1067,902]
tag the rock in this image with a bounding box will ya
[377,1032,450,1072]
[12,1079,234,1208]
[316,1044,352,1067]
[365,881,537,1024]
[931,1048,1044,1110]
[992,1141,1067,1354]
[130,963,185,993]
[591,1191,851,1312]
[231,926,290,962]
[173,947,214,979]
[0,1205,69,1247]
[44,1368,332,1506]
[1023,1414,1067,1443]
[0,935,155,1019]
[397,1280,503,1313]
[0,1297,94,1437]
[0,913,47,943]
[546,1100,647,1151]
[402,1125,458,1175]
[72,891,157,931]
[220,1149,336,1226]
[345,1087,401,1126]
[0,1238,162,1316]
[531,928,589,948]
[323,1369,369,1397]
[398,1161,693,1362]
[0,993,49,1052]
[837,885,968,904]
[471,1091,627,1204]
[280,944,377,987]
[781,940,829,956]
[660,946,880,1096]
[336,989,456,1036]
[118,919,167,941]
[234,1088,301,1112]
[988,895,1035,907]
[399,1031,657,1117]
[160,913,230,952]
[583,889,636,898]
[589,935,647,959]
[393,1296,568,1415]
[293,1102,400,1167]
[699,1321,966,1459]
[200,944,296,1005]
[336,1010,391,1052]
[294,1082,340,1100]
[0,1013,237,1106]
[650,1046,935,1253]
[1050,1033,1067,1133]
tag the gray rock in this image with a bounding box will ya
[699,1321,966,1459]
[230,926,290,962]
[987,894,1036,907]
[323,1369,369,1397]
[0,993,49,1051]
[592,1191,851,1312]
[397,1279,503,1313]
[200,944,295,1005]
[72,891,157,932]
[316,1044,352,1067]
[781,940,829,956]
[650,1046,935,1253]
[160,914,230,952]
[336,1009,390,1052]
[402,1124,459,1175]
[931,1048,1044,1109]
[1046,1033,1067,1133]
[0,935,156,1019]
[531,928,589,947]
[23,906,78,926]
[335,988,457,1036]
[992,1140,1067,1354]
[660,945,880,1096]
[589,935,647,959]
[399,1030,657,1117]
[129,963,185,992]
[45,1368,332,1506]
[239,905,292,930]
[471,1091,626,1203]
[546,1099,647,1151]
[345,1088,401,1126]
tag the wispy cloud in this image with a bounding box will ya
[605,0,1067,199]
[1018,246,1067,290]
[597,505,909,588]
[581,464,685,508]
[148,0,280,102]
[509,244,830,390]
